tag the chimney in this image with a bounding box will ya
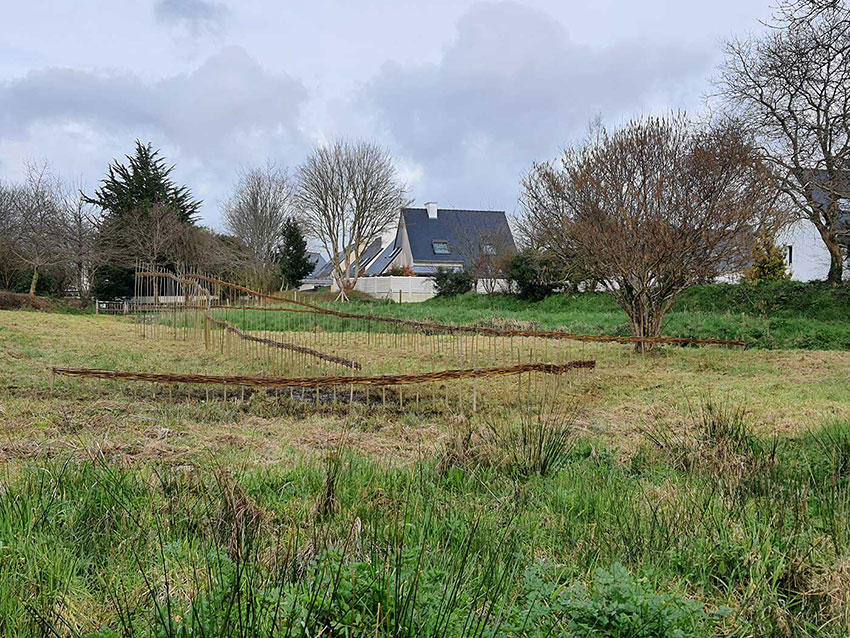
[426,201,438,219]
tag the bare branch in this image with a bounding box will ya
[297,140,407,296]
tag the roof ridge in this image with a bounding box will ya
[403,207,506,213]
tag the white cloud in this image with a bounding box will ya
[362,1,714,211]
[0,47,308,227]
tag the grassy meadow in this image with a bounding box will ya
[2,296,850,635]
[297,281,850,351]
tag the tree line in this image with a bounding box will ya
[0,139,407,299]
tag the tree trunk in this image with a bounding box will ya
[29,268,39,297]
[825,237,844,284]
[76,262,86,297]
[628,297,664,353]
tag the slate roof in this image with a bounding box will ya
[304,239,385,281]
[348,239,383,277]
[309,255,336,280]
[366,241,402,276]
[306,252,327,278]
[400,207,515,267]
[802,169,850,238]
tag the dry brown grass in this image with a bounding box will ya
[2,310,850,468]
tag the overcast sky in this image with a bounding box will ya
[0,0,774,230]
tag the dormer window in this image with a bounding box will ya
[839,198,850,214]
[481,243,496,256]
[432,240,450,255]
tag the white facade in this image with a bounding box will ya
[345,276,510,303]
[348,276,436,302]
[777,219,847,282]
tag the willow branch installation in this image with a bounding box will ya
[139,271,749,348]
[204,313,362,370]
[52,360,595,388]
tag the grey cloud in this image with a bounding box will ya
[154,0,229,35]
[0,46,306,155]
[0,46,308,225]
[363,1,714,209]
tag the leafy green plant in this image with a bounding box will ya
[562,564,719,638]
[506,249,562,301]
[433,268,475,297]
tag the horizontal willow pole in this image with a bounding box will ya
[52,360,595,389]
[204,313,362,370]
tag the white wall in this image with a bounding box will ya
[352,276,436,302]
[352,276,510,302]
[777,219,844,282]
[475,279,510,294]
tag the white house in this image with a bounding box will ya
[777,170,850,281]
[363,202,516,276]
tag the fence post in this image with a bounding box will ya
[94,299,99,315]
[204,313,210,351]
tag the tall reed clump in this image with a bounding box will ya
[485,382,579,479]
[641,394,778,486]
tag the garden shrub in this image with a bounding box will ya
[433,268,475,297]
[506,249,562,301]
[745,233,791,283]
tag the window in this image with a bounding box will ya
[786,245,793,265]
[481,243,496,256]
[432,240,450,255]
[839,198,850,214]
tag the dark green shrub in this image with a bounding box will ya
[506,250,562,301]
[433,268,475,297]
[562,563,719,637]
[745,233,791,283]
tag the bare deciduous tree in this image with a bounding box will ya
[517,162,589,289]
[716,0,850,282]
[523,116,781,351]
[297,140,407,298]
[60,182,100,297]
[451,221,515,294]
[10,163,67,296]
[223,163,294,290]
[182,226,242,277]
[0,182,22,290]
[97,201,187,270]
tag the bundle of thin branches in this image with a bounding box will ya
[52,360,595,388]
[204,313,362,370]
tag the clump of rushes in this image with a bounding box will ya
[486,383,578,478]
[642,394,777,484]
[315,448,343,519]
